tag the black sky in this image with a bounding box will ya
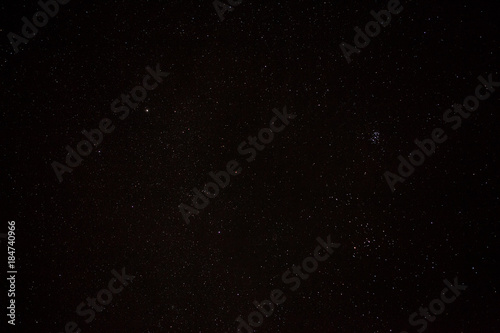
[1,0,500,332]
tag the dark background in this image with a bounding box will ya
[1,0,499,332]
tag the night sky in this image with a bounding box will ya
[1,0,500,332]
